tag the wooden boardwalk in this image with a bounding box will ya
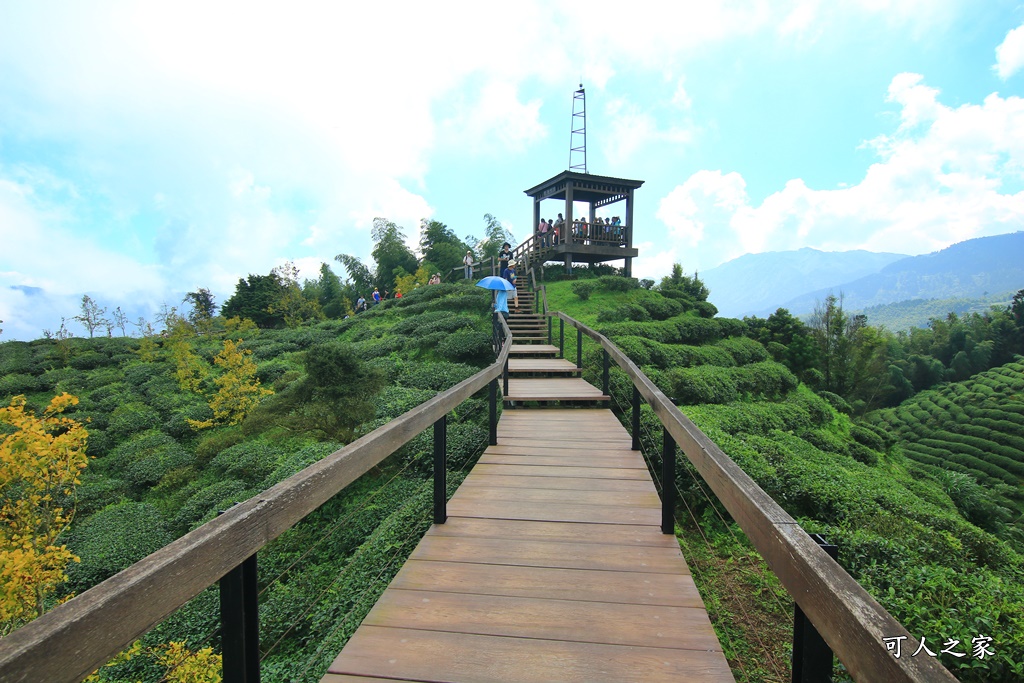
[322,406,733,682]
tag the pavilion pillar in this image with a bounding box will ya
[565,182,575,247]
[625,188,635,276]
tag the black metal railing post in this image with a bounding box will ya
[503,356,509,396]
[489,378,498,445]
[631,386,641,451]
[793,534,837,683]
[220,553,259,683]
[576,328,583,369]
[548,316,552,345]
[559,318,564,358]
[433,415,447,524]
[602,349,610,395]
[661,429,675,534]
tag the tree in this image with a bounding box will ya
[268,262,324,328]
[183,288,217,328]
[0,393,88,634]
[111,307,129,337]
[221,273,288,328]
[420,219,469,275]
[189,340,272,429]
[475,213,516,263]
[312,263,347,319]
[658,264,709,301]
[74,295,109,339]
[334,253,375,301]
[370,218,418,292]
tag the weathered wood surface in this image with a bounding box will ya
[509,343,558,355]
[507,358,580,374]
[325,408,732,682]
[0,318,519,683]
[505,377,608,401]
[552,312,959,682]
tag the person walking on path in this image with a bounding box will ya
[463,251,474,279]
[501,261,519,311]
[372,288,381,307]
[499,242,512,274]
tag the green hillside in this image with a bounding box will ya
[857,291,1018,332]
[0,282,498,680]
[3,269,1023,682]
[542,273,1024,682]
[864,362,1024,530]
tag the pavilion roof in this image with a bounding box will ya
[523,171,645,206]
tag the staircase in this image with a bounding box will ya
[504,286,609,405]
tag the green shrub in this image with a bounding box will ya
[850,424,886,452]
[399,362,478,391]
[733,362,798,399]
[40,367,87,393]
[611,336,653,366]
[107,401,162,441]
[108,430,194,491]
[171,480,252,534]
[817,391,852,415]
[664,366,738,404]
[195,426,246,465]
[257,358,296,385]
[66,501,173,592]
[716,337,770,365]
[69,350,110,370]
[596,303,651,323]
[261,441,341,487]
[674,316,723,344]
[571,280,597,300]
[598,275,639,292]
[76,474,128,516]
[694,301,719,318]
[211,440,283,484]
[352,336,409,359]
[375,386,440,420]
[634,296,683,321]
[437,329,492,364]
[0,372,44,397]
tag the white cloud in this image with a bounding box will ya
[603,98,694,166]
[657,75,1024,269]
[995,23,1024,79]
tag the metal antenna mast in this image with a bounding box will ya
[569,84,587,173]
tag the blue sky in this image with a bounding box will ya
[2,0,1024,341]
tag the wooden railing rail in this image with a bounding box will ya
[552,311,957,683]
[447,255,495,281]
[0,317,513,683]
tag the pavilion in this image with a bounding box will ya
[523,170,644,276]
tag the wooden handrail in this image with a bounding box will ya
[0,319,514,683]
[553,312,957,683]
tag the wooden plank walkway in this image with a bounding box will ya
[508,357,581,374]
[322,407,733,682]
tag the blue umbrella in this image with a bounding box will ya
[475,275,514,291]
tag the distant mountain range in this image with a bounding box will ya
[702,231,1024,322]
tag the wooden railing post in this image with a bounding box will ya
[631,386,641,451]
[220,553,259,683]
[489,378,498,446]
[793,534,837,683]
[433,415,447,524]
[661,429,675,534]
